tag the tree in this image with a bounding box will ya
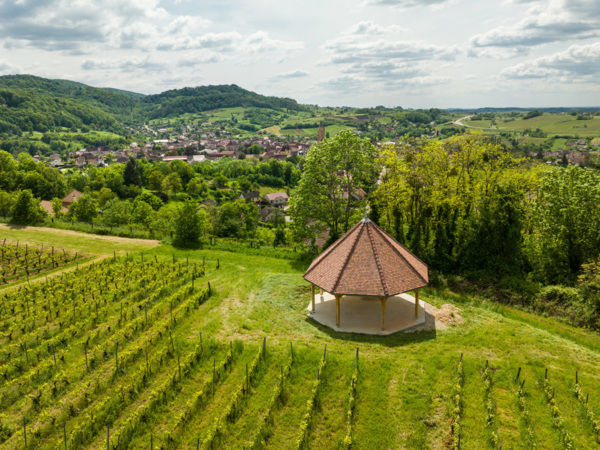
[289,130,378,244]
[136,191,163,210]
[11,190,46,224]
[0,190,14,217]
[133,199,155,230]
[51,197,63,218]
[96,187,116,207]
[214,199,259,239]
[71,194,98,223]
[577,257,600,329]
[152,204,177,237]
[123,157,143,186]
[372,135,530,274]
[526,166,600,283]
[148,171,164,191]
[102,199,132,229]
[187,177,208,197]
[173,201,206,247]
[162,172,183,194]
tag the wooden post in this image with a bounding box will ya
[335,295,341,326]
[311,284,315,312]
[380,297,387,330]
[320,288,324,300]
[414,289,420,318]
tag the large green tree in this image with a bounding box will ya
[173,201,206,247]
[373,135,531,274]
[526,166,600,283]
[70,194,98,223]
[289,130,378,245]
[11,189,46,224]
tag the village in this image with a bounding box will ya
[40,132,313,169]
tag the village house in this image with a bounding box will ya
[264,192,289,208]
[62,189,83,207]
[49,153,62,167]
[241,191,260,203]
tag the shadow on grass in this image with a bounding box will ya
[305,313,437,348]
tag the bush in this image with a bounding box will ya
[534,285,583,325]
[498,276,540,306]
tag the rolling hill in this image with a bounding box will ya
[0,75,308,135]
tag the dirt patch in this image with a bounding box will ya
[415,302,463,332]
[434,304,464,329]
[0,224,160,246]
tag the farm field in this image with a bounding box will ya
[497,114,600,137]
[0,229,599,448]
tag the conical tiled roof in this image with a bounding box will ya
[303,218,428,297]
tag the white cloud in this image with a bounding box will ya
[320,23,458,93]
[0,60,19,74]
[272,70,310,80]
[344,20,405,36]
[501,41,600,80]
[470,0,600,51]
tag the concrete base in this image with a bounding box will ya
[307,292,427,335]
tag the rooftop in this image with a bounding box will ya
[303,218,428,297]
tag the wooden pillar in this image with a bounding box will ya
[335,295,341,326]
[380,297,387,330]
[320,288,324,300]
[311,284,315,312]
[415,289,420,318]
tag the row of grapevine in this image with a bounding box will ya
[481,361,499,448]
[246,344,294,449]
[450,354,463,449]
[107,334,223,449]
[573,374,600,442]
[295,346,327,449]
[513,368,536,446]
[342,351,359,449]
[543,371,574,448]
[200,343,266,449]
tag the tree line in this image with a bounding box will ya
[289,131,600,330]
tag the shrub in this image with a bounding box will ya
[534,285,581,322]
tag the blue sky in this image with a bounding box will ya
[0,0,599,108]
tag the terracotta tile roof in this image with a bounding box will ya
[303,218,428,297]
[62,189,83,206]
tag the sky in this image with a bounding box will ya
[0,0,599,108]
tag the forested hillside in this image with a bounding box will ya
[0,76,307,131]
[0,75,138,118]
[140,84,307,119]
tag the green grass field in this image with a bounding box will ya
[498,115,600,137]
[0,228,599,448]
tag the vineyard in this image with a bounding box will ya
[0,232,598,448]
[0,240,86,285]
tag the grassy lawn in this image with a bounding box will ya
[498,114,600,137]
[0,224,159,255]
[0,227,599,448]
[463,119,493,129]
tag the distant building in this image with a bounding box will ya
[317,125,325,142]
[62,189,83,207]
[241,191,260,203]
[264,192,289,208]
